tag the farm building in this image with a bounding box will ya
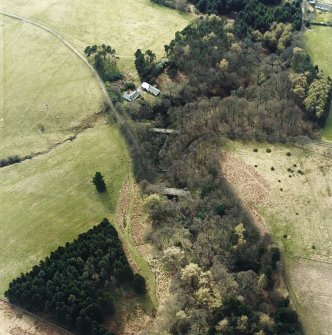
[123,90,140,102]
[141,82,160,96]
[315,1,332,10]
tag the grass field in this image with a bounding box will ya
[0,16,105,158]
[0,123,132,297]
[2,0,192,77]
[0,0,168,318]
[311,11,332,24]
[221,141,332,335]
[304,26,332,141]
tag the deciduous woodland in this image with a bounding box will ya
[116,5,331,335]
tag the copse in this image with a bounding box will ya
[5,219,147,335]
[85,44,123,82]
[93,172,107,193]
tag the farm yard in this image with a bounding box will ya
[304,26,332,141]
[221,141,332,335]
[1,0,192,77]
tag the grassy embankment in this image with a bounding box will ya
[222,141,332,335]
[304,26,332,141]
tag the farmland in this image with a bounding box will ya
[1,0,192,76]
[221,141,332,335]
[0,16,105,158]
[0,300,69,335]
[0,0,191,331]
[0,123,132,297]
[304,26,332,141]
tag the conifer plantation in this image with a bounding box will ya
[5,219,145,335]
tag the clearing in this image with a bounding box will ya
[221,141,332,335]
[304,26,332,141]
[2,0,192,77]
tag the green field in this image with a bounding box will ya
[0,124,132,297]
[0,17,105,157]
[304,26,332,141]
[222,141,332,335]
[2,0,192,76]
[0,0,191,303]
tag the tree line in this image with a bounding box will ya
[5,219,146,335]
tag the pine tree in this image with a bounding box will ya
[92,172,107,193]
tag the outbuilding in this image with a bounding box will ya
[316,2,332,11]
[123,90,140,102]
[141,82,160,96]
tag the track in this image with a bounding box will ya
[0,9,143,156]
[0,10,112,107]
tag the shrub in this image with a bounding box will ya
[271,167,275,171]
[123,81,136,90]
[286,152,292,156]
[266,148,272,153]
[283,234,287,238]
[253,148,258,152]
[133,273,146,294]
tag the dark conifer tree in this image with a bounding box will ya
[92,172,107,193]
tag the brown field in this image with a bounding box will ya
[221,141,332,335]
[0,300,69,335]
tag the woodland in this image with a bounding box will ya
[5,0,331,334]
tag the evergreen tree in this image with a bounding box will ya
[92,172,107,193]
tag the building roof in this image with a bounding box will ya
[316,2,331,10]
[123,90,140,102]
[141,82,150,90]
[141,82,160,96]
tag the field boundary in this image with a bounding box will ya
[0,299,74,335]
[0,10,144,164]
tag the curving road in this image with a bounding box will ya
[0,9,146,154]
[0,10,112,105]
